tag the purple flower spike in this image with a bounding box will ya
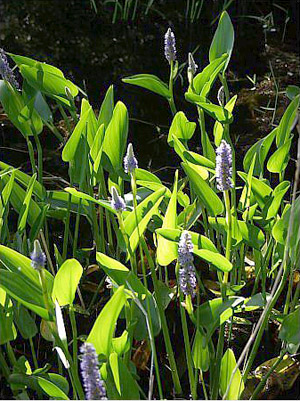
[124,143,138,174]
[31,240,46,271]
[215,140,233,192]
[178,231,197,297]
[80,343,107,400]
[0,49,19,89]
[164,28,176,64]
[111,186,126,212]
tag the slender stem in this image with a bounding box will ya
[33,131,43,185]
[58,104,72,134]
[178,285,196,399]
[26,137,36,175]
[141,238,182,394]
[45,121,64,143]
[69,306,78,372]
[73,199,82,257]
[29,337,38,370]
[168,60,177,115]
[62,193,72,261]
[39,268,51,313]
[131,171,163,399]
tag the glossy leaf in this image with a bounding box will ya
[98,85,114,128]
[156,172,178,266]
[213,95,237,146]
[192,330,210,372]
[87,286,126,357]
[17,173,37,234]
[122,74,170,99]
[182,162,224,216]
[279,309,300,353]
[167,111,196,146]
[102,101,128,173]
[267,137,292,173]
[276,95,299,147]
[52,259,83,306]
[196,249,233,272]
[209,11,234,73]
[220,348,244,399]
[109,352,140,399]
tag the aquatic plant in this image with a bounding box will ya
[0,9,299,401]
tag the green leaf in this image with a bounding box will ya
[155,228,218,254]
[191,100,233,124]
[213,95,237,146]
[220,349,244,400]
[191,54,228,97]
[0,161,44,199]
[62,102,91,162]
[172,137,210,179]
[102,101,128,174]
[19,63,78,106]
[87,286,126,357]
[182,162,224,216]
[112,331,129,356]
[98,85,114,128]
[52,259,83,306]
[0,245,53,291]
[156,172,178,266]
[109,352,140,399]
[195,249,233,272]
[96,253,161,339]
[209,11,234,73]
[17,173,37,234]
[243,127,277,174]
[183,151,215,169]
[0,271,51,320]
[279,308,300,353]
[263,181,290,220]
[37,376,69,400]
[196,297,244,342]
[276,95,299,147]
[238,172,272,210]
[122,74,170,99]
[13,303,38,339]
[167,112,196,146]
[0,288,17,344]
[0,80,33,137]
[192,330,210,372]
[267,137,292,173]
[286,85,300,100]
[135,168,161,184]
[64,187,117,215]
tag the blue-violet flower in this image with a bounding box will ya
[164,28,176,64]
[215,140,233,192]
[124,143,138,174]
[31,240,46,271]
[111,186,126,212]
[80,343,107,400]
[178,231,197,297]
[0,48,19,89]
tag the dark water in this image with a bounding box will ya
[0,0,299,183]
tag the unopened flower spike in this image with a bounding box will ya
[80,343,107,400]
[31,240,46,271]
[0,48,19,89]
[124,143,138,174]
[217,86,225,107]
[215,140,233,192]
[164,28,176,64]
[188,53,198,84]
[178,231,197,297]
[111,186,126,212]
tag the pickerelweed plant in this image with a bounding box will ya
[0,11,299,401]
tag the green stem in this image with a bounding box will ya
[73,199,82,257]
[168,60,177,115]
[6,342,17,366]
[141,238,182,394]
[33,131,43,185]
[131,171,163,399]
[29,337,38,370]
[26,137,36,175]
[178,286,196,399]
[45,121,64,143]
[69,306,78,372]
[62,193,72,261]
